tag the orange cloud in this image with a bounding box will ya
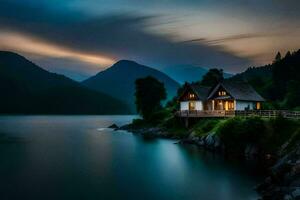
[0,31,115,67]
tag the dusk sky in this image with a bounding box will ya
[0,0,299,80]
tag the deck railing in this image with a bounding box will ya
[176,110,300,120]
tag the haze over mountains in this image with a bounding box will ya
[161,65,233,84]
[82,60,180,112]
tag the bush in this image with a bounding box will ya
[217,117,247,152]
[266,116,299,152]
[193,119,220,136]
[217,115,300,154]
[147,109,170,125]
[162,116,188,138]
[243,117,267,144]
[217,117,268,153]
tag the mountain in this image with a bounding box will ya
[160,65,233,84]
[0,51,130,114]
[82,60,180,112]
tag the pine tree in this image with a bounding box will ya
[285,51,291,58]
[274,52,282,63]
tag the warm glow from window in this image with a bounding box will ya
[189,93,195,98]
[189,101,196,110]
[225,101,228,110]
[256,102,261,110]
[228,102,234,110]
[218,91,227,96]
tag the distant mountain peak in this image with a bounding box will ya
[115,59,137,64]
[82,60,180,112]
[112,60,140,67]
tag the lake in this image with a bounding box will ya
[0,115,261,200]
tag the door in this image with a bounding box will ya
[189,101,196,111]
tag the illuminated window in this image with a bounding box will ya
[256,102,261,110]
[189,93,195,98]
[218,91,227,96]
[228,102,234,110]
[189,101,196,110]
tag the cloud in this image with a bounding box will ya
[183,33,274,45]
[0,0,253,79]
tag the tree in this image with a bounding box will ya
[274,52,282,63]
[285,51,291,58]
[284,80,300,109]
[200,68,224,86]
[135,76,166,120]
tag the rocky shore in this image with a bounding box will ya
[110,123,300,200]
[117,124,174,139]
[256,145,300,200]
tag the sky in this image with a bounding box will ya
[0,0,299,80]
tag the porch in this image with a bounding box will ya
[176,110,300,120]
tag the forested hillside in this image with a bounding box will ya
[230,49,300,110]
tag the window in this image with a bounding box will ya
[228,102,234,110]
[189,101,196,110]
[218,91,227,96]
[189,93,195,99]
[256,102,261,110]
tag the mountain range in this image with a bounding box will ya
[0,51,130,114]
[5,50,286,114]
[82,60,180,112]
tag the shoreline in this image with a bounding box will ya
[114,123,300,200]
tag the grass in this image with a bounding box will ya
[193,119,223,137]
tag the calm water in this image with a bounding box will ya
[0,115,260,200]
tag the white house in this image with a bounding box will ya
[178,84,211,111]
[178,79,265,113]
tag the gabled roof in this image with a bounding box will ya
[207,79,265,102]
[179,83,211,101]
[190,83,211,101]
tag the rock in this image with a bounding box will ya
[258,145,300,199]
[197,139,205,146]
[118,124,131,130]
[213,135,221,148]
[291,188,300,199]
[245,144,259,159]
[108,124,119,129]
[290,178,300,187]
[284,194,293,200]
[205,133,215,147]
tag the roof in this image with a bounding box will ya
[178,83,211,101]
[190,84,211,101]
[207,79,265,102]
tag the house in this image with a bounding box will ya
[178,79,265,117]
[178,83,211,112]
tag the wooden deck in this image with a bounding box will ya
[176,110,300,120]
